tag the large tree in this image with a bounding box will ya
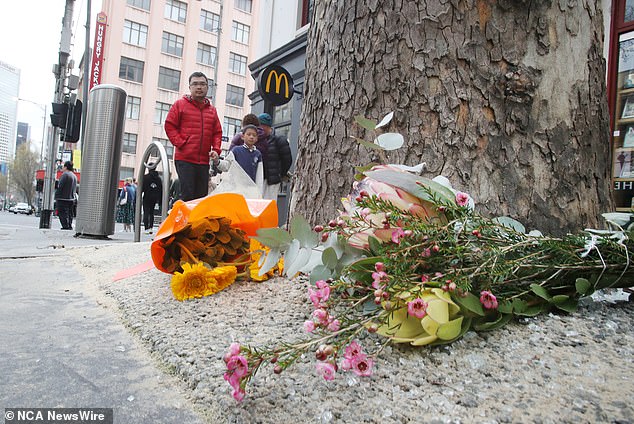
[291,0,612,236]
[9,143,39,205]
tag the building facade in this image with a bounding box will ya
[16,122,30,151]
[0,60,20,171]
[97,0,261,180]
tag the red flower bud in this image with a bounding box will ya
[367,323,378,333]
[314,225,324,232]
[328,220,337,228]
[274,365,283,374]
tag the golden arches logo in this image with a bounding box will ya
[265,70,290,98]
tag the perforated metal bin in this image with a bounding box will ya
[75,85,127,237]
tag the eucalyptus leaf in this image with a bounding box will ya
[254,227,292,248]
[322,247,339,270]
[375,133,404,151]
[354,115,377,131]
[300,248,326,274]
[285,247,311,278]
[530,284,552,301]
[258,248,281,276]
[362,300,380,315]
[492,217,526,234]
[309,264,333,284]
[282,239,301,277]
[554,299,579,313]
[352,136,383,150]
[290,216,319,248]
[514,305,544,317]
[375,111,394,128]
[551,295,570,304]
[364,169,455,204]
[452,292,485,317]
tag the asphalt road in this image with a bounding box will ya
[0,212,207,423]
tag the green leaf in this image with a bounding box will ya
[452,292,485,317]
[473,313,513,331]
[322,247,339,270]
[375,133,404,151]
[290,215,319,248]
[575,278,592,296]
[254,227,292,248]
[530,283,552,301]
[351,136,383,150]
[428,317,472,346]
[368,236,382,255]
[511,298,527,313]
[551,295,570,304]
[354,115,377,131]
[309,265,333,284]
[285,247,311,279]
[554,299,579,313]
[515,304,544,317]
[497,300,513,314]
[492,216,526,234]
[282,239,300,277]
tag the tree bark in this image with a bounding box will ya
[291,0,612,236]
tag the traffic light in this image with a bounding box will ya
[63,100,82,143]
[50,102,68,128]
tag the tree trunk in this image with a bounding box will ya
[291,0,612,236]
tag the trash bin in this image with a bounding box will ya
[75,85,127,237]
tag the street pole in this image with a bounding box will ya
[81,0,91,152]
[40,0,75,229]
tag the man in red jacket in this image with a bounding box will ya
[164,72,223,201]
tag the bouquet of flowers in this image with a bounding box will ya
[222,113,634,402]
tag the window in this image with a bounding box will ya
[123,133,137,154]
[226,84,245,107]
[200,9,220,32]
[274,102,292,124]
[196,42,217,67]
[165,0,187,23]
[119,167,135,181]
[123,20,148,47]
[127,0,150,11]
[223,117,241,140]
[119,57,144,82]
[228,52,247,75]
[162,32,184,57]
[153,137,173,160]
[234,0,252,13]
[231,21,250,44]
[301,0,314,27]
[158,66,181,91]
[154,102,171,124]
[126,96,141,120]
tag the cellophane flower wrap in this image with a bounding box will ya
[221,114,634,402]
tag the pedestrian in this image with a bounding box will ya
[116,178,136,232]
[164,71,223,201]
[54,160,77,230]
[212,124,264,197]
[142,165,163,234]
[168,177,181,210]
[229,113,266,154]
[257,113,293,200]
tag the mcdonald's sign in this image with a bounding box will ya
[258,65,294,106]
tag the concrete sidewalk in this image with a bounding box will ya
[0,215,207,423]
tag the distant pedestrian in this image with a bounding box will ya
[257,113,293,200]
[116,178,136,232]
[164,71,223,201]
[54,161,77,230]
[142,166,162,234]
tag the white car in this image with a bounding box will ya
[13,203,33,215]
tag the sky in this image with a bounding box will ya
[0,0,103,155]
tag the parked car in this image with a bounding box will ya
[13,203,33,215]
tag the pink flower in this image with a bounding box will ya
[229,342,241,356]
[421,274,430,283]
[407,298,428,318]
[456,191,469,207]
[226,355,249,378]
[316,361,337,381]
[421,248,431,257]
[308,284,330,308]
[371,270,389,289]
[351,354,373,377]
[391,227,406,244]
[313,308,329,324]
[232,388,246,402]
[315,279,329,289]
[303,320,316,333]
[340,358,352,371]
[344,341,363,359]
[374,262,385,272]
[480,290,498,309]
[327,319,340,332]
